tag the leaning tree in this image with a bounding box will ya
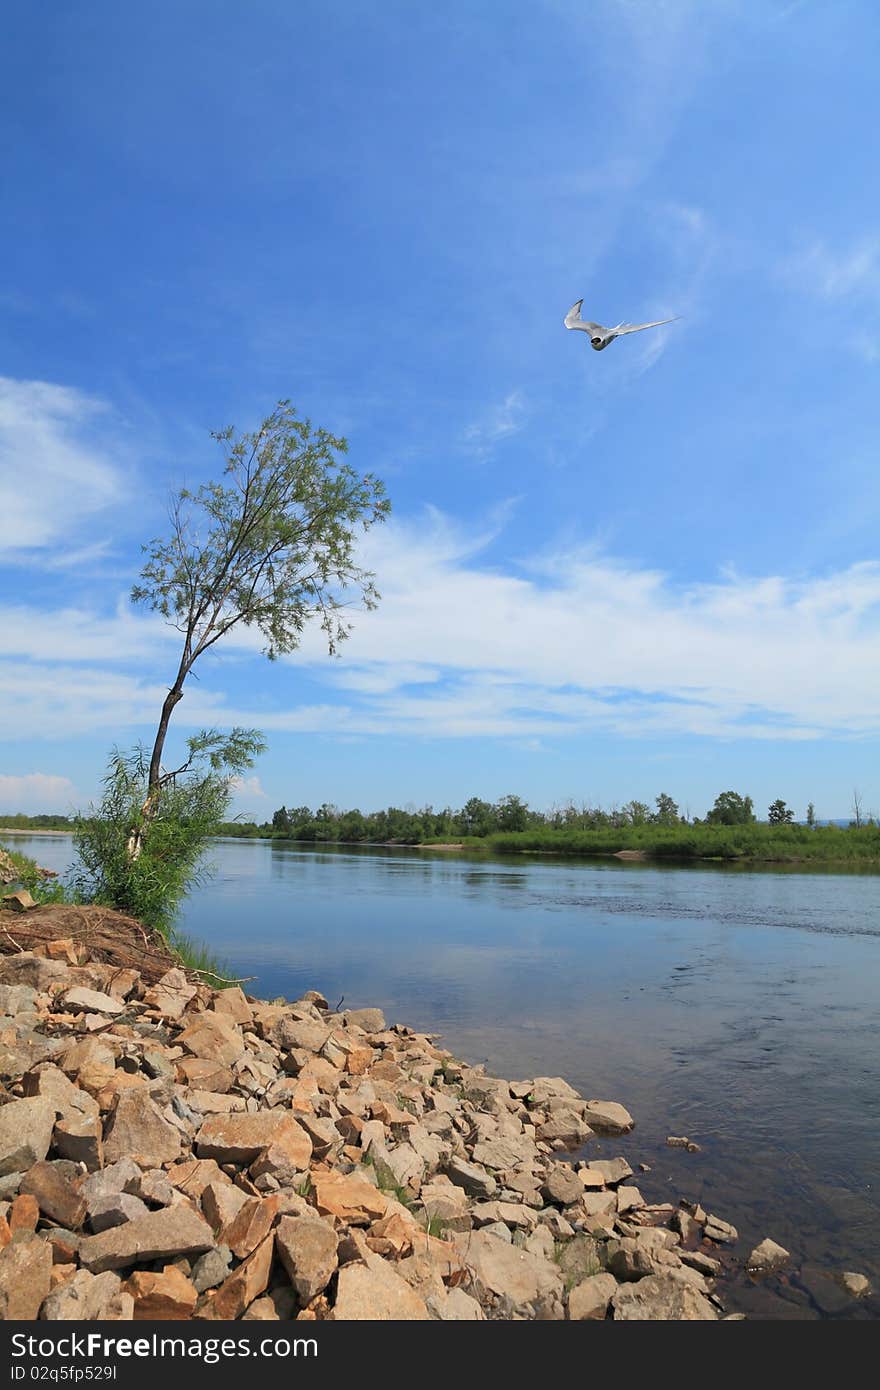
[126,400,390,858]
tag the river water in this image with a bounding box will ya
[9,832,880,1319]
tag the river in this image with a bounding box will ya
[8,832,880,1319]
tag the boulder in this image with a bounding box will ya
[0,1097,57,1176]
[39,1269,123,1321]
[747,1237,790,1273]
[20,1161,87,1229]
[125,1266,198,1319]
[78,1204,215,1273]
[568,1272,617,1320]
[276,1214,339,1302]
[457,1229,562,1306]
[201,1234,274,1319]
[582,1100,634,1135]
[103,1091,182,1169]
[0,1237,53,1319]
[195,1111,311,1167]
[331,1255,429,1320]
[612,1272,718,1320]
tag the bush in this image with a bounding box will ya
[71,746,232,936]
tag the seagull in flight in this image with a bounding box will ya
[564,299,679,351]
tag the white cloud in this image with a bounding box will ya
[0,772,78,813]
[4,510,880,743]
[463,391,528,457]
[783,236,880,302]
[0,378,125,556]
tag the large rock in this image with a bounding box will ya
[103,1091,182,1169]
[125,1266,198,1319]
[78,1204,215,1273]
[20,1161,87,1229]
[276,1214,339,1302]
[311,1172,388,1225]
[332,1255,429,1320]
[0,1237,53,1319]
[195,1111,311,1167]
[446,1157,497,1199]
[177,1013,246,1068]
[0,952,69,990]
[612,1272,718,1320]
[39,1269,124,1321]
[62,987,124,1016]
[568,1272,618,1320]
[202,1234,274,1319]
[458,1230,562,1307]
[0,1097,57,1176]
[582,1100,634,1135]
[747,1237,790,1273]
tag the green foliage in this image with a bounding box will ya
[71,744,238,935]
[132,401,390,664]
[768,798,794,825]
[705,790,756,826]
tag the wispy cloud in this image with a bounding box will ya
[785,235,880,301]
[0,378,126,557]
[463,390,528,458]
[5,509,880,744]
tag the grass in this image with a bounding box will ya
[485,822,880,864]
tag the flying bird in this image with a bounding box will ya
[564,299,679,351]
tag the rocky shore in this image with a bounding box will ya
[0,917,804,1322]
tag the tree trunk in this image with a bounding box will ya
[126,685,184,862]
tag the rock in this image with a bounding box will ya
[840,1271,871,1299]
[471,1136,534,1170]
[446,1157,497,1199]
[704,1214,738,1244]
[177,1013,246,1068]
[427,1286,484,1320]
[579,1191,616,1218]
[419,1179,471,1232]
[39,1269,123,1321]
[747,1237,790,1273]
[0,983,37,1014]
[0,952,69,989]
[103,1091,182,1169]
[457,1229,562,1306]
[10,1193,40,1234]
[343,1008,385,1033]
[616,1185,645,1214]
[125,1265,198,1319]
[798,1266,854,1316]
[542,1162,583,1206]
[87,1193,150,1233]
[202,1234,274,1319]
[471,1201,537,1231]
[202,1181,251,1237]
[2,889,37,911]
[556,1234,603,1286]
[78,1204,215,1273]
[20,1161,87,1229]
[276,1214,339,1302]
[222,1196,280,1260]
[0,1237,53,1318]
[332,1255,429,1319]
[211,986,253,1026]
[585,1157,632,1185]
[568,1272,617,1320]
[612,1272,718,1320]
[582,1100,634,1135]
[666,1135,691,1148]
[62,987,124,1016]
[311,1172,389,1225]
[191,1246,232,1293]
[142,970,197,1020]
[535,1111,592,1146]
[0,1097,57,1176]
[81,1159,142,1203]
[195,1111,311,1167]
[54,1111,105,1170]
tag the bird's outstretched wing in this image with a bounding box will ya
[564,299,601,332]
[613,315,680,336]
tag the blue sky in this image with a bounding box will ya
[2,0,880,822]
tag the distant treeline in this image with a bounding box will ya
[210,790,879,857]
[5,792,880,862]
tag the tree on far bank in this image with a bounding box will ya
[653,792,680,825]
[806,802,816,828]
[705,790,756,826]
[126,401,389,860]
[767,799,794,825]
